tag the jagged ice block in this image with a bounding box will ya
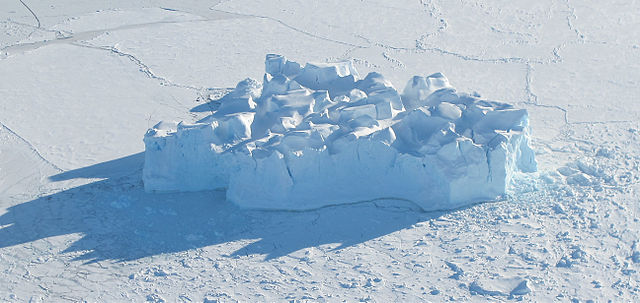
[143,54,537,211]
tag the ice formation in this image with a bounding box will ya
[143,54,537,211]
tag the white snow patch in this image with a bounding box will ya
[143,54,537,211]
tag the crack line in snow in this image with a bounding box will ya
[339,46,360,61]
[525,63,539,104]
[524,63,569,124]
[18,0,40,28]
[0,122,63,172]
[524,65,631,127]
[70,41,205,93]
[564,0,585,41]
[378,41,561,65]
[489,25,536,39]
[208,5,563,69]
[551,45,563,63]
[250,197,421,213]
[419,45,558,65]
[413,2,570,66]
[1,9,60,50]
[416,0,448,43]
[250,196,493,215]
[570,120,634,125]
[1,19,56,34]
[1,18,222,56]
[382,51,406,69]
[209,8,369,49]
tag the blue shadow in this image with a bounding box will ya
[0,152,445,262]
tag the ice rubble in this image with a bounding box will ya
[143,54,537,211]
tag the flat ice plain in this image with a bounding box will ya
[1,0,639,302]
[144,55,537,211]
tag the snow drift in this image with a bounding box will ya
[143,54,537,211]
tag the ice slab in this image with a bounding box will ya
[143,54,537,211]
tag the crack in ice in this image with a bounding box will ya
[0,121,63,172]
[70,41,205,93]
[209,8,369,49]
[564,0,585,41]
[18,0,40,28]
[524,63,569,124]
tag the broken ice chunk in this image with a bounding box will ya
[339,104,377,122]
[265,53,302,78]
[401,73,452,110]
[434,102,462,120]
[210,112,254,145]
[356,72,395,94]
[228,77,262,99]
[143,54,537,211]
[294,60,359,96]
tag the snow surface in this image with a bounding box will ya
[143,55,537,211]
[1,0,640,302]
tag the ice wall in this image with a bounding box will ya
[143,54,537,211]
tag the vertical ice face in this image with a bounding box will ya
[143,54,537,211]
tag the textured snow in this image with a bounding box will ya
[2,1,640,302]
[143,54,537,210]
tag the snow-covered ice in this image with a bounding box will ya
[2,0,640,302]
[143,55,537,210]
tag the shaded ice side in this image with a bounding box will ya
[143,54,537,211]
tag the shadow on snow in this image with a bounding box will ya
[0,152,451,263]
[190,94,223,113]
